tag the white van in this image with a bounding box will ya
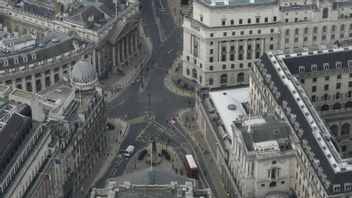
[124,145,135,157]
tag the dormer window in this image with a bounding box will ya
[344,183,352,191]
[324,63,330,70]
[299,66,305,73]
[32,53,37,60]
[311,64,317,72]
[14,57,19,64]
[348,60,352,68]
[333,184,341,192]
[336,62,342,69]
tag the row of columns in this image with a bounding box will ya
[3,63,72,93]
[10,71,62,93]
[111,29,139,68]
[217,38,266,62]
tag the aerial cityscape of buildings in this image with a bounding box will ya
[1,0,352,197]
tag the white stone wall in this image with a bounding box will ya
[183,0,352,88]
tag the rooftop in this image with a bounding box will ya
[0,101,31,165]
[209,87,249,142]
[198,0,277,7]
[237,116,291,152]
[0,33,87,70]
[257,48,352,194]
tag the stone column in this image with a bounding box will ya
[252,39,255,60]
[235,40,239,61]
[41,74,45,91]
[117,41,121,65]
[50,70,55,85]
[97,51,102,76]
[127,35,130,58]
[227,41,230,62]
[21,78,26,91]
[134,31,138,51]
[261,38,265,56]
[244,40,248,60]
[32,75,36,93]
[121,38,125,62]
[112,46,116,68]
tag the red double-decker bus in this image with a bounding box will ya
[185,154,198,179]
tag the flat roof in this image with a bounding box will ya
[11,89,36,100]
[185,154,197,169]
[209,87,249,141]
[0,84,9,93]
[198,0,277,7]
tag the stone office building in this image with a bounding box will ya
[0,0,140,92]
[182,0,352,88]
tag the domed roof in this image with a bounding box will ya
[71,60,97,83]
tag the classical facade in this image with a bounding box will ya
[0,96,51,198]
[0,60,107,198]
[90,168,212,198]
[196,87,296,198]
[251,48,352,197]
[0,0,140,93]
[183,0,352,88]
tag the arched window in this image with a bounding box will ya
[237,73,245,83]
[321,104,329,111]
[322,7,329,19]
[345,101,352,108]
[341,24,345,31]
[341,123,351,136]
[333,103,341,110]
[332,25,336,32]
[304,27,308,34]
[322,26,327,33]
[295,28,299,35]
[335,92,340,100]
[220,74,228,84]
[330,125,338,137]
[313,27,318,33]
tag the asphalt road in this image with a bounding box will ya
[96,0,221,197]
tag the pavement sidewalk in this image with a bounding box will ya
[78,117,129,196]
[164,55,196,97]
[176,107,227,198]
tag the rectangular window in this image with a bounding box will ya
[273,16,277,21]
[247,18,251,24]
[349,81,352,88]
[222,20,226,26]
[336,83,341,89]
[222,65,226,70]
[256,18,260,23]
[265,17,268,22]
[209,57,213,62]
[324,84,329,91]
[337,74,341,79]
[209,66,213,71]
[230,19,234,25]
[239,19,243,24]
[209,78,213,85]
[312,86,317,92]
[325,76,329,81]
